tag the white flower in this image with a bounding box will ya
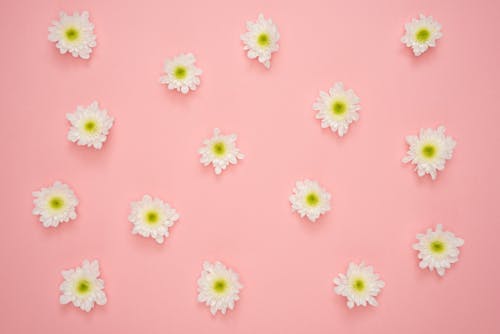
[159,53,202,94]
[401,14,442,56]
[333,262,385,309]
[413,224,464,277]
[199,128,244,175]
[402,126,456,180]
[197,261,242,315]
[240,14,279,69]
[59,259,107,312]
[313,82,361,137]
[32,181,78,228]
[289,179,331,222]
[66,101,114,150]
[128,195,179,244]
[48,11,96,59]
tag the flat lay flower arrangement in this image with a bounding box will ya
[3,1,499,333]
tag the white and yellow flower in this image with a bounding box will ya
[199,128,244,175]
[313,82,361,137]
[401,14,442,56]
[289,179,331,222]
[32,181,78,228]
[128,195,179,244]
[59,259,107,312]
[240,14,279,69]
[67,101,114,150]
[159,53,202,94]
[402,126,456,180]
[333,262,385,309]
[413,224,464,276]
[48,11,96,59]
[197,261,243,315]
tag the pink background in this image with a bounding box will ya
[1,0,499,333]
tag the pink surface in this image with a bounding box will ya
[1,0,499,333]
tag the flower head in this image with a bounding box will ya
[333,262,385,309]
[197,261,242,315]
[159,53,202,94]
[313,82,361,137]
[402,126,456,180]
[413,224,464,276]
[32,181,78,228]
[128,195,179,244]
[48,11,97,59]
[289,179,331,222]
[240,14,279,69]
[59,259,107,312]
[401,14,442,56]
[67,101,114,150]
[199,128,244,175]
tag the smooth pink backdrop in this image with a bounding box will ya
[1,0,499,333]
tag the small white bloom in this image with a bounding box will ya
[413,224,464,277]
[333,262,385,309]
[32,181,78,228]
[401,14,442,56]
[48,11,97,59]
[199,128,244,175]
[313,82,361,137]
[240,14,279,69]
[128,195,179,244]
[159,53,202,94]
[289,179,331,222]
[197,261,242,315]
[402,126,456,180]
[66,101,114,150]
[59,259,107,312]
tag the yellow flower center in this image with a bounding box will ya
[415,28,431,43]
[421,144,437,159]
[144,210,160,225]
[305,192,319,207]
[48,196,64,211]
[174,66,187,80]
[84,120,98,134]
[212,141,226,157]
[352,278,365,292]
[331,100,347,117]
[257,33,270,47]
[430,240,446,254]
[213,278,228,294]
[65,27,80,42]
[76,279,91,295]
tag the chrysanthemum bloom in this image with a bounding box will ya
[48,11,96,59]
[197,261,242,315]
[333,262,385,309]
[313,82,361,137]
[402,126,456,180]
[413,224,464,276]
[128,195,179,244]
[401,14,442,56]
[240,14,279,69]
[159,53,202,94]
[59,259,107,312]
[199,128,244,175]
[67,101,114,149]
[32,181,78,228]
[289,179,331,222]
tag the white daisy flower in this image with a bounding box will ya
[66,101,114,150]
[32,181,78,228]
[197,261,243,315]
[48,11,97,59]
[333,262,385,309]
[240,14,280,69]
[413,224,464,277]
[59,259,107,312]
[199,128,244,175]
[159,53,202,94]
[402,126,456,180]
[401,14,442,56]
[289,179,331,222]
[313,82,361,137]
[128,195,179,244]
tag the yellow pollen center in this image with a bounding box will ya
[212,141,226,157]
[65,27,79,41]
[49,196,64,210]
[430,240,446,254]
[84,120,98,133]
[174,66,187,80]
[305,192,319,207]
[352,278,365,292]
[76,279,91,294]
[213,279,227,294]
[257,33,270,47]
[415,28,430,43]
[331,101,347,116]
[145,210,160,225]
[421,144,437,159]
